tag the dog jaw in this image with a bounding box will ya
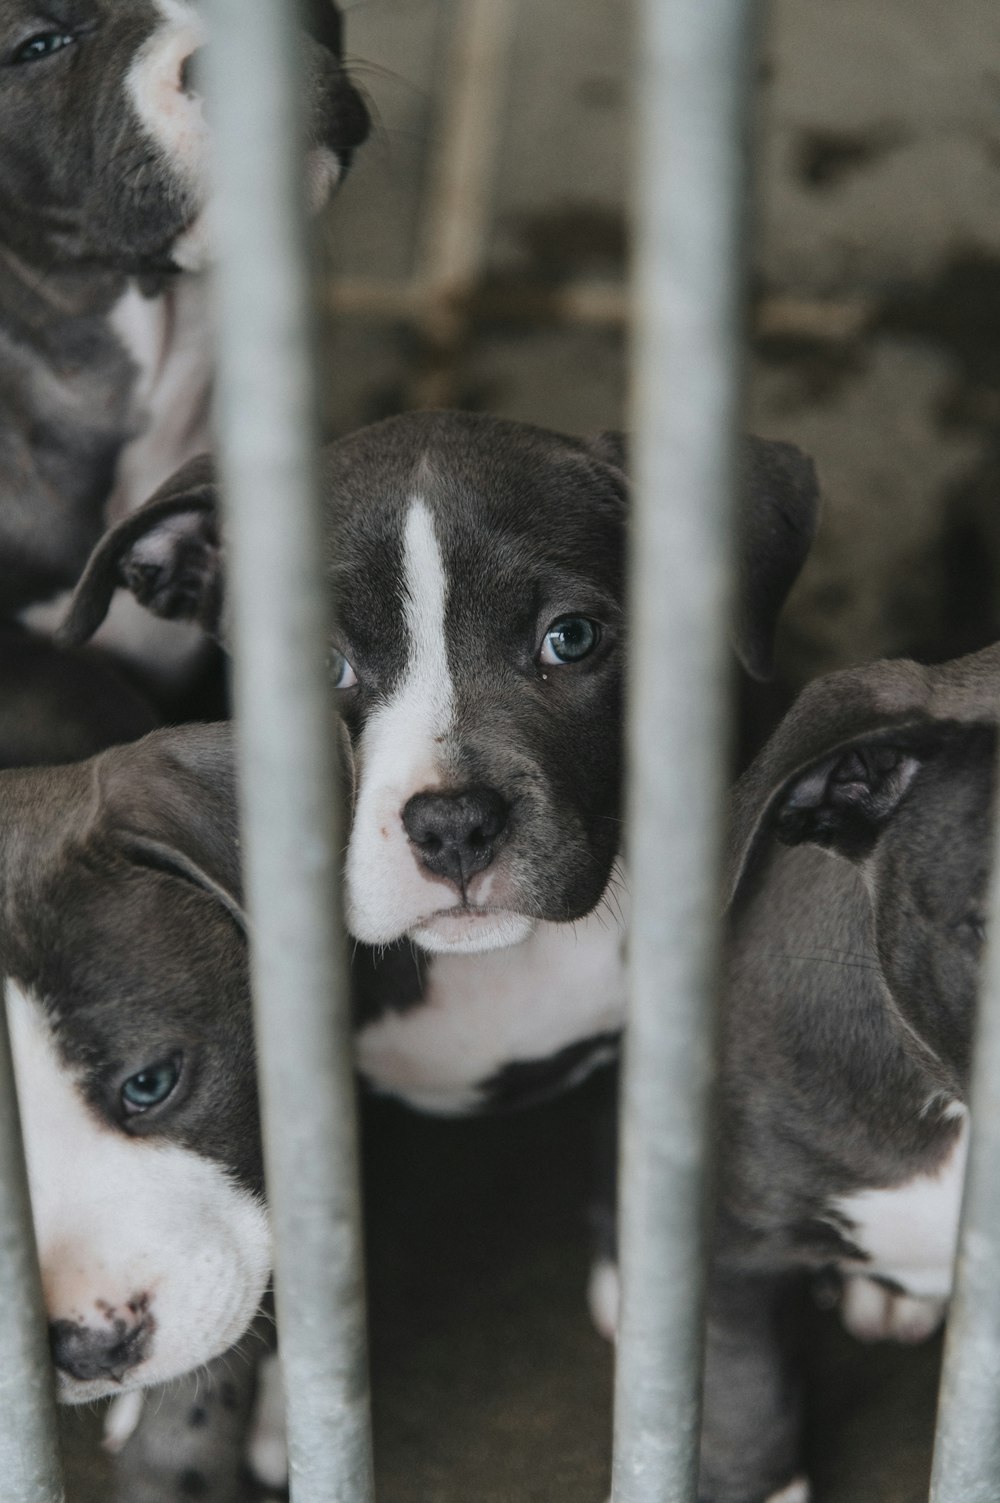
[411,907,537,955]
[8,981,271,1403]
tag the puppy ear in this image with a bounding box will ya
[735,436,819,681]
[96,723,243,928]
[585,431,819,679]
[58,457,223,650]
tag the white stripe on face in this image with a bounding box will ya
[345,497,461,945]
[8,982,271,1404]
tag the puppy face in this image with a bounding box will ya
[1,731,268,1404]
[323,414,628,955]
[0,0,368,272]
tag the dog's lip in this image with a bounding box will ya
[418,904,514,924]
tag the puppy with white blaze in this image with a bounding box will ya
[0,726,269,1405]
[0,0,368,679]
[65,409,821,1116]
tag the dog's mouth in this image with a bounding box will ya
[411,905,537,956]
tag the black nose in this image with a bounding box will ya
[50,1314,153,1384]
[179,46,204,98]
[402,787,509,886]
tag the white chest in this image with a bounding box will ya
[354,898,627,1115]
[831,1113,969,1300]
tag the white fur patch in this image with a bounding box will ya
[832,1112,968,1303]
[7,982,271,1404]
[765,1482,811,1503]
[103,1390,145,1453]
[247,1351,288,1491]
[345,498,462,946]
[354,871,627,1113]
[587,1258,620,1344]
[840,1275,946,1345]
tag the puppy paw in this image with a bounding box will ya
[587,1257,620,1342]
[247,1351,289,1492]
[102,1389,146,1453]
[841,1275,946,1345]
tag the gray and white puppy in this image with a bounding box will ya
[598,642,1000,1503]
[63,409,820,1114]
[0,725,267,1406]
[0,0,367,675]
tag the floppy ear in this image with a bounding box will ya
[59,456,223,650]
[586,431,819,679]
[735,436,820,680]
[724,652,974,905]
[95,723,243,929]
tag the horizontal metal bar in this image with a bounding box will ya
[611,0,753,1499]
[204,4,374,1502]
[929,766,1000,1501]
[0,983,65,1503]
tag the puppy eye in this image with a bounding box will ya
[11,32,76,64]
[540,616,602,666]
[328,649,358,690]
[121,1056,182,1115]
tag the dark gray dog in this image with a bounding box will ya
[0,0,367,679]
[597,642,1000,1503]
[63,410,820,1114]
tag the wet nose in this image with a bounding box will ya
[179,46,204,98]
[50,1312,153,1384]
[402,787,509,886]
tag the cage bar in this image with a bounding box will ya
[204,5,375,1502]
[929,789,1000,1501]
[610,0,753,1499]
[0,983,65,1503]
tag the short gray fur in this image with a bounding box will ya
[205,4,375,1502]
[0,982,65,1503]
[929,772,1000,1501]
[610,0,753,1499]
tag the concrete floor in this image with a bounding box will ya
[58,0,1000,1495]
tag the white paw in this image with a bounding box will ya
[102,1389,145,1453]
[587,1258,620,1343]
[765,1481,811,1503]
[247,1351,289,1491]
[841,1275,946,1345]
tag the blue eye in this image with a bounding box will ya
[12,32,76,64]
[121,1057,182,1114]
[329,649,358,690]
[540,616,602,666]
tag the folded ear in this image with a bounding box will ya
[724,650,989,904]
[59,456,223,650]
[586,431,820,679]
[95,723,243,929]
[735,436,820,680]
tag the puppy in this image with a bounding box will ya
[63,410,820,1116]
[596,641,1000,1502]
[0,724,268,1405]
[0,0,367,678]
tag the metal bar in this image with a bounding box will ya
[204,6,375,1502]
[611,0,752,1499]
[0,983,65,1503]
[929,776,1000,1501]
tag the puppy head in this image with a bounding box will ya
[63,412,819,956]
[728,643,1000,1096]
[0,0,368,273]
[0,724,269,1404]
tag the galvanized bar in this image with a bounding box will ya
[0,982,65,1503]
[611,0,752,1499]
[204,6,375,1502]
[929,768,1000,1501]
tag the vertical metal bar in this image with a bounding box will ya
[929,779,1000,1502]
[611,0,752,1499]
[204,6,374,1502]
[0,983,64,1503]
